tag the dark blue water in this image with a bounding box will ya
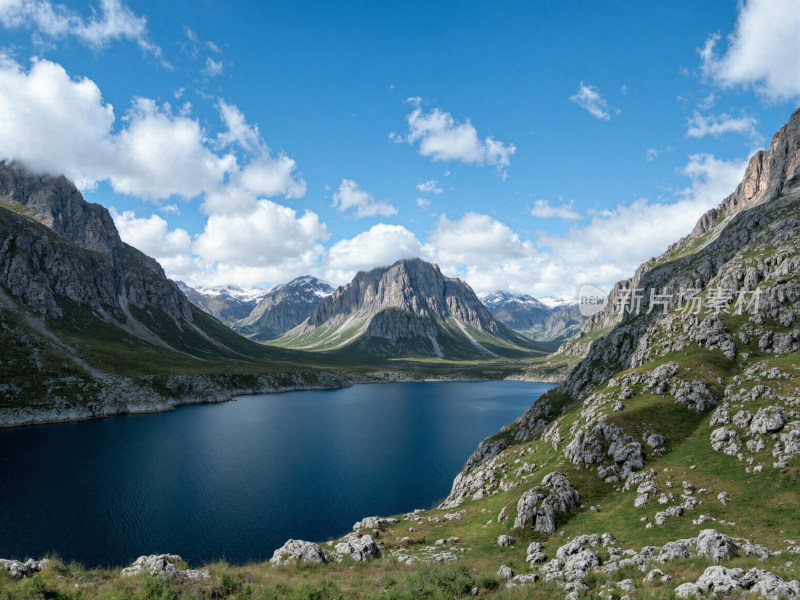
[0,381,552,567]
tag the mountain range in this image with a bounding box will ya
[479,290,585,341]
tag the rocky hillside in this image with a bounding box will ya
[275,259,550,359]
[177,282,268,325]
[480,290,585,341]
[234,275,334,341]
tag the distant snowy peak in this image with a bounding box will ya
[538,296,578,309]
[193,284,270,304]
[478,290,551,312]
[274,275,335,298]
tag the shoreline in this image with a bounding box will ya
[0,370,560,429]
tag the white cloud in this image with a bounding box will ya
[416,179,443,194]
[697,93,716,110]
[111,209,194,276]
[645,148,661,162]
[203,57,223,78]
[216,99,260,151]
[530,199,581,220]
[686,111,760,140]
[427,213,541,293]
[700,0,800,101]
[331,179,397,219]
[401,104,516,175]
[323,224,430,284]
[111,98,235,200]
[0,57,306,207]
[112,201,329,288]
[416,197,430,209]
[570,82,615,120]
[0,0,161,56]
[194,200,327,268]
[0,57,116,188]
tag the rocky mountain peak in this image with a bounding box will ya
[691,107,800,238]
[0,161,191,322]
[305,258,499,335]
[0,161,122,255]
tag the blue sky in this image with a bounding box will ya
[0,0,798,296]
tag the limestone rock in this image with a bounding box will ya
[270,540,328,566]
[333,535,383,562]
[696,529,738,562]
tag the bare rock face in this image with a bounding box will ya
[0,162,192,322]
[0,160,121,254]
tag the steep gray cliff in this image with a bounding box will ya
[0,161,192,322]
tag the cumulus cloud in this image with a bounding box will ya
[399,103,516,176]
[0,56,306,208]
[323,224,430,283]
[686,111,760,140]
[699,0,800,101]
[416,179,443,194]
[113,201,329,288]
[427,213,541,292]
[110,98,235,199]
[645,148,661,162]
[530,199,581,220]
[416,197,430,210]
[0,0,161,56]
[0,57,116,188]
[570,82,615,120]
[331,179,397,219]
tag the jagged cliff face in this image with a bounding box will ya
[234,276,334,341]
[0,161,192,322]
[277,259,541,358]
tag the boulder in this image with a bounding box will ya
[120,554,210,579]
[696,529,738,562]
[270,540,328,566]
[750,406,786,435]
[497,565,514,580]
[333,534,382,562]
[695,565,745,595]
[497,535,515,547]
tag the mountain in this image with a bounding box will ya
[177,281,268,325]
[479,290,585,341]
[430,109,800,595]
[234,276,335,341]
[275,258,552,359]
[0,161,337,419]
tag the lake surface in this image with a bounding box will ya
[0,381,553,567]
